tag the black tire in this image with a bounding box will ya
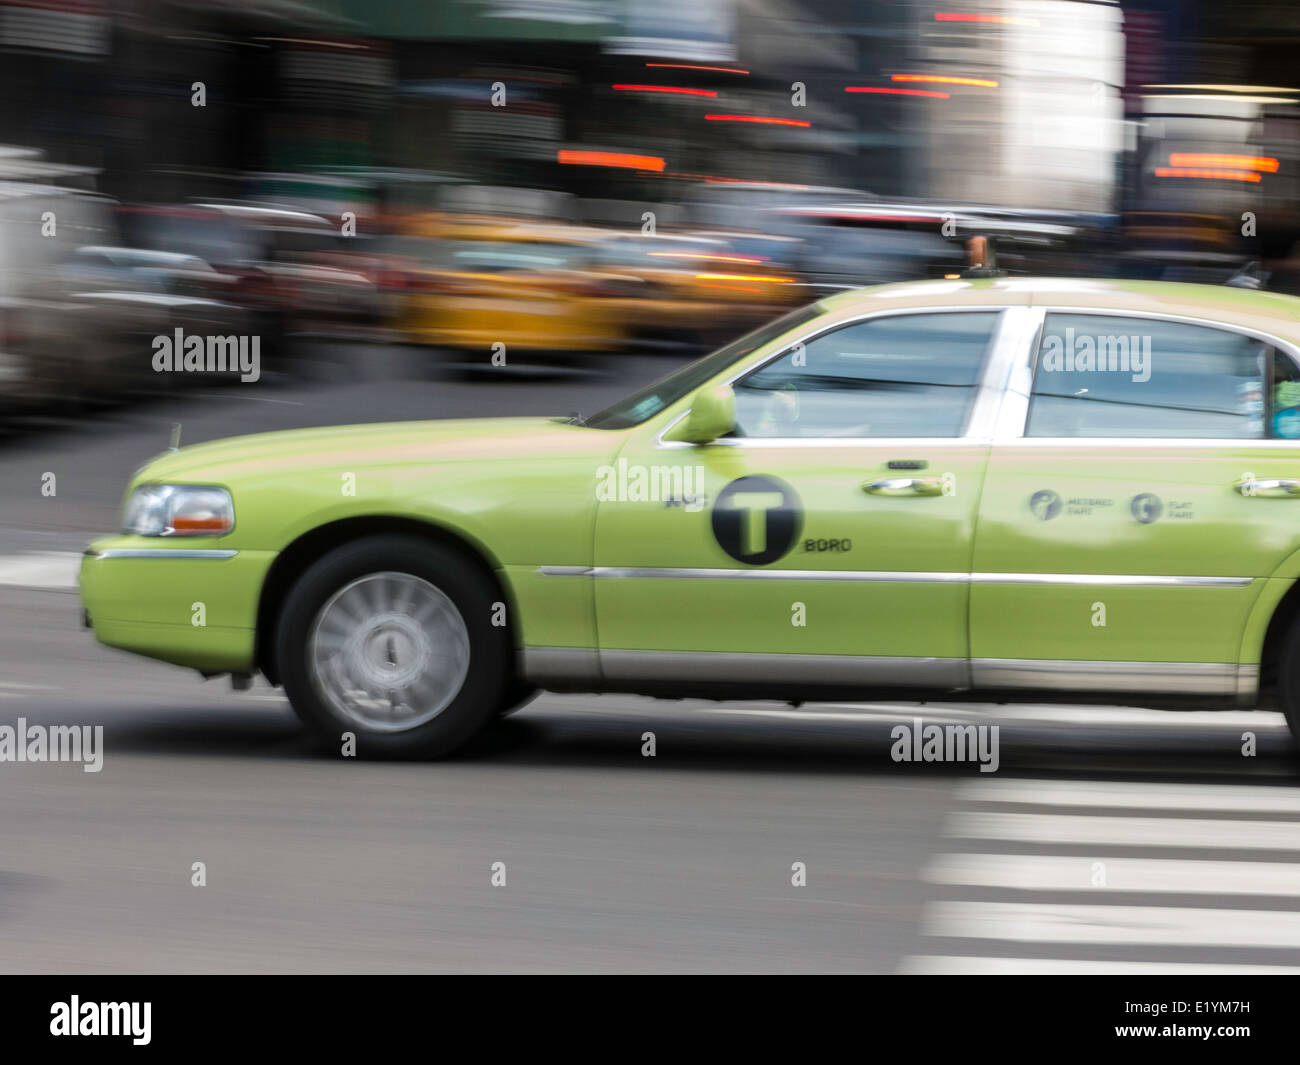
[1279,616,1300,750]
[497,681,540,718]
[276,535,511,759]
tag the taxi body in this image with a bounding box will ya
[81,278,1300,757]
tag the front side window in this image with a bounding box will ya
[583,303,822,430]
[730,311,1001,438]
[1026,314,1289,439]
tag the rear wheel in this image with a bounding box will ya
[276,535,510,758]
[1275,616,1300,750]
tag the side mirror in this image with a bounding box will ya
[666,383,735,445]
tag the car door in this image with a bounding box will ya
[590,306,1028,691]
[971,309,1300,699]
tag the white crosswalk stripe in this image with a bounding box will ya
[0,551,80,590]
[901,776,1300,974]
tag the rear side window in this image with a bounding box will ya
[1026,314,1288,439]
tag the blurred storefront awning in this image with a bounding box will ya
[0,0,109,57]
[166,0,358,32]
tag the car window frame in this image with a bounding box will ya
[994,306,1300,447]
[655,304,1041,449]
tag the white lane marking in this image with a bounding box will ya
[958,777,1300,812]
[0,551,80,589]
[0,682,55,690]
[901,956,1300,974]
[948,811,1300,850]
[923,901,1300,947]
[926,853,1300,895]
[902,776,1300,974]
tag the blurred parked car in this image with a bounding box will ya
[767,202,964,292]
[1115,212,1247,283]
[120,202,377,345]
[0,181,134,416]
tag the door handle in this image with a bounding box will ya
[863,477,944,497]
[1234,477,1300,498]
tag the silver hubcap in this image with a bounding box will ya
[308,572,470,732]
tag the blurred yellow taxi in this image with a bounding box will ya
[391,220,628,354]
[591,231,804,348]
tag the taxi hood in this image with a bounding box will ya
[134,416,616,484]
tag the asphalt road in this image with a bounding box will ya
[2,340,1300,974]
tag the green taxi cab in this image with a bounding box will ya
[80,278,1300,757]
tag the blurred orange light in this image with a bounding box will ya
[612,84,718,97]
[891,74,998,88]
[845,86,950,98]
[1154,167,1261,182]
[695,273,796,283]
[646,63,749,75]
[557,150,666,172]
[704,114,811,126]
[647,252,767,264]
[934,12,1037,25]
[666,173,811,187]
[1169,153,1278,173]
[701,177,809,188]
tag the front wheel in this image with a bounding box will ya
[497,681,540,718]
[276,535,511,758]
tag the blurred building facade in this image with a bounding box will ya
[2,0,1300,228]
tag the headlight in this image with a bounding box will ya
[122,485,234,537]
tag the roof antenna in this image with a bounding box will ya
[169,422,182,452]
[962,235,1004,279]
[1227,261,1268,289]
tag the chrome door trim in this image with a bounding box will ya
[971,658,1241,697]
[538,565,1253,587]
[999,437,1300,449]
[600,649,968,688]
[522,648,1257,700]
[87,548,238,560]
[653,304,1022,450]
[969,572,1251,587]
[576,567,970,582]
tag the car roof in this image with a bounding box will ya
[820,277,1300,347]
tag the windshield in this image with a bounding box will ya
[448,241,583,272]
[583,302,824,430]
